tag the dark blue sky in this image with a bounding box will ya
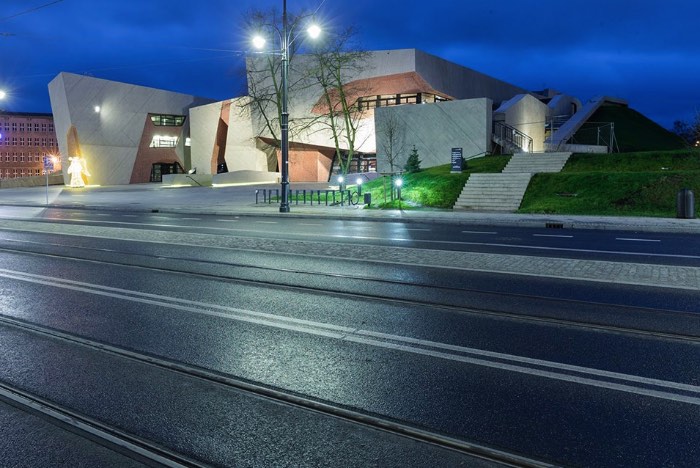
[1,0,698,128]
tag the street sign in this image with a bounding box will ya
[43,156,54,172]
[451,148,463,173]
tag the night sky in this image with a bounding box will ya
[1,0,699,128]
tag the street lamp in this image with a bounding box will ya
[252,1,320,213]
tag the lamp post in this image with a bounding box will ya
[280,0,290,213]
[253,1,320,213]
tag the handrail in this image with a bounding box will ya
[493,121,533,153]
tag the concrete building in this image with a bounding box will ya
[47,49,633,186]
[0,111,59,180]
[48,73,213,186]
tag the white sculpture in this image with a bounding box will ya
[68,157,91,188]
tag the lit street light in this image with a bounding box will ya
[253,0,320,213]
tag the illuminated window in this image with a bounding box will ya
[150,135,179,148]
[150,114,186,126]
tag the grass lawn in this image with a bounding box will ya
[520,150,700,217]
[362,155,510,209]
[571,106,687,152]
[563,149,700,173]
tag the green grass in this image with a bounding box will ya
[519,150,700,217]
[570,105,687,152]
[563,149,700,173]
[362,155,510,209]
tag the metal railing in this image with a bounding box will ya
[255,188,364,207]
[493,121,533,153]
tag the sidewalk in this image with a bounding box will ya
[1,183,699,234]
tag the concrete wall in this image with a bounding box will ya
[189,100,222,175]
[0,173,63,189]
[414,50,527,103]
[494,94,548,152]
[547,94,582,120]
[49,72,212,186]
[374,98,492,173]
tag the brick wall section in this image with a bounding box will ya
[130,116,183,184]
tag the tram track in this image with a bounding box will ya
[0,236,699,343]
[0,314,552,468]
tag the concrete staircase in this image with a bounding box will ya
[454,173,532,211]
[502,152,571,173]
[454,152,572,212]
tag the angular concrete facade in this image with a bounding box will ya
[49,73,213,186]
[48,49,627,186]
[190,49,530,183]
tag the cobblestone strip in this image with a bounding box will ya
[2,220,699,290]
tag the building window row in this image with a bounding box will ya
[1,122,54,133]
[150,114,186,127]
[1,137,56,147]
[1,154,45,162]
[356,92,450,111]
[0,168,43,178]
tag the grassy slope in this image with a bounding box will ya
[571,105,687,152]
[519,150,700,217]
[364,155,510,209]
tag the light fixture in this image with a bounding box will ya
[0,90,6,100]
[394,178,403,187]
[337,175,344,184]
[356,177,363,185]
[252,35,266,49]
[94,105,101,113]
[307,24,321,39]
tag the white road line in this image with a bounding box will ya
[256,221,278,224]
[95,214,111,217]
[533,234,574,239]
[299,223,323,226]
[216,219,238,222]
[180,218,201,221]
[461,231,498,235]
[2,268,699,405]
[616,238,661,243]
[404,228,431,232]
[122,215,137,218]
[3,217,698,262]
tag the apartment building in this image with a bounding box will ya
[0,111,60,179]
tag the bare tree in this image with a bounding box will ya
[237,7,311,169]
[375,109,407,174]
[672,109,700,147]
[307,27,370,177]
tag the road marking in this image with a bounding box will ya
[95,214,111,217]
[2,267,699,406]
[461,231,498,235]
[180,218,201,221]
[256,221,278,224]
[404,228,431,232]
[616,238,661,243]
[299,223,323,226]
[122,214,137,218]
[216,219,238,222]
[533,234,574,239]
[2,217,698,263]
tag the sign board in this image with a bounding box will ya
[42,156,54,172]
[451,147,463,173]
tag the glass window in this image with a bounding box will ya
[150,114,186,126]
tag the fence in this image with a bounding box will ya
[255,188,363,206]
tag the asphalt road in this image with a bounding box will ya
[0,209,698,467]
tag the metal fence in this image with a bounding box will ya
[255,189,363,206]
